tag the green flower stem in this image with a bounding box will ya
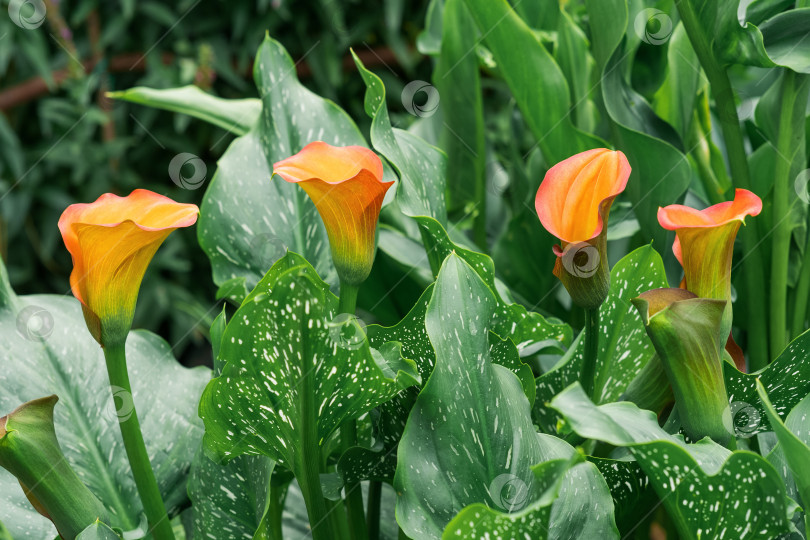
[265,481,285,540]
[791,225,810,338]
[102,343,175,540]
[675,0,769,369]
[293,342,334,540]
[581,307,600,400]
[337,281,368,540]
[770,69,797,358]
[367,480,382,540]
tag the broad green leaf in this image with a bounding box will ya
[433,0,485,211]
[687,0,773,68]
[534,331,584,433]
[757,381,810,512]
[555,8,597,133]
[551,384,794,539]
[189,308,278,540]
[188,450,275,539]
[461,0,604,164]
[198,36,375,299]
[0,469,53,539]
[591,456,654,532]
[0,259,209,536]
[582,0,625,71]
[759,8,810,73]
[442,458,572,540]
[108,85,261,135]
[352,51,447,226]
[726,330,810,436]
[75,521,122,540]
[199,252,419,468]
[395,255,611,539]
[652,24,703,141]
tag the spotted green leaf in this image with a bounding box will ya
[352,50,447,227]
[757,381,810,519]
[725,329,810,436]
[551,384,795,539]
[395,255,615,539]
[199,252,419,468]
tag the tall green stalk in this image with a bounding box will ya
[769,69,797,358]
[103,343,175,540]
[675,0,770,369]
[581,308,600,400]
[791,225,810,338]
[293,343,334,540]
[337,281,368,540]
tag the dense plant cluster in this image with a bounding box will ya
[2,0,810,539]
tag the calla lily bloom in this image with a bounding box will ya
[658,189,762,370]
[59,190,198,347]
[632,288,732,445]
[535,148,631,309]
[658,188,762,301]
[273,141,393,287]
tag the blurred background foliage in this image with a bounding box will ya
[0,0,434,364]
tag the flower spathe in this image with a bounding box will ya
[59,189,198,347]
[658,188,762,301]
[632,288,732,445]
[273,141,393,287]
[535,148,631,309]
[658,188,762,369]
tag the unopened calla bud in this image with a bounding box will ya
[632,288,732,445]
[0,396,110,538]
[535,149,631,309]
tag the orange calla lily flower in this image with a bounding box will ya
[59,190,198,347]
[535,148,631,309]
[273,141,393,286]
[658,188,762,302]
[658,188,762,371]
